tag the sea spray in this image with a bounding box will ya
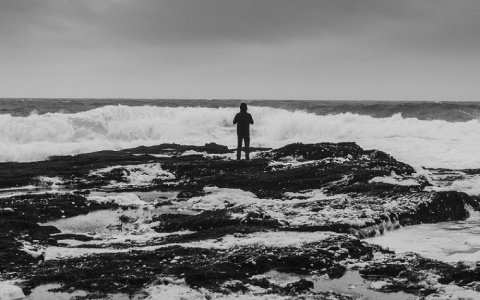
[1,104,480,169]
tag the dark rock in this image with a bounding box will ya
[24,235,376,295]
[153,210,241,232]
[400,191,475,226]
[361,262,408,278]
[176,189,205,199]
[1,142,478,298]
[358,253,478,296]
[53,233,94,242]
[0,150,160,189]
[284,278,314,294]
[156,142,419,199]
[0,193,116,223]
[124,143,232,156]
[0,220,59,276]
[261,142,365,160]
[0,220,60,236]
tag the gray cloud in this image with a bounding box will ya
[0,1,422,43]
[3,0,479,52]
[1,0,479,99]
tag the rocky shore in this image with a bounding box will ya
[1,142,479,299]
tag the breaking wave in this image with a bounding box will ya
[1,105,480,169]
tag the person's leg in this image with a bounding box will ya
[237,136,243,160]
[245,137,250,160]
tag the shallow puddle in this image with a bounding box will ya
[263,270,416,300]
[313,270,416,300]
[43,208,156,235]
[42,206,196,237]
[22,283,143,300]
[42,190,195,235]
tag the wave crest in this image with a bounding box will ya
[1,105,480,168]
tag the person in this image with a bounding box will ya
[233,103,254,160]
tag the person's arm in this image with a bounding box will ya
[233,113,238,124]
[249,114,254,124]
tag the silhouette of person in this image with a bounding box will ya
[233,103,254,160]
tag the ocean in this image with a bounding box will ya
[3,99,480,299]
[2,98,480,170]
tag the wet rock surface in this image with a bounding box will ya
[360,252,480,296]
[0,142,479,299]
[0,193,116,223]
[0,193,116,279]
[22,235,379,298]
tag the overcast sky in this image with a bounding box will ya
[1,0,479,100]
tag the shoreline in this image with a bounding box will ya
[1,142,480,299]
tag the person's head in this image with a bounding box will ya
[240,103,247,112]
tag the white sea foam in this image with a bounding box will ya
[427,174,480,196]
[425,285,480,300]
[1,105,480,170]
[366,211,480,263]
[185,231,338,249]
[88,163,176,187]
[0,282,25,300]
[369,175,420,186]
[143,278,291,300]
